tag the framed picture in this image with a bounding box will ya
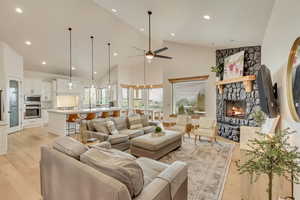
[223,51,245,80]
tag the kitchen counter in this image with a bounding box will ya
[47,107,121,136]
[48,107,121,115]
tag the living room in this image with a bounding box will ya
[1,0,300,200]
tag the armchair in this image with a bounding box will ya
[168,115,190,141]
[193,117,217,144]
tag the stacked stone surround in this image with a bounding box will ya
[216,46,262,142]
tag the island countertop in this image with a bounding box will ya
[47,107,121,115]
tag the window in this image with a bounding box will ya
[121,88,129,109]
[148,88,163,110]
[133,88,145,109]
[173,80,206,114]
[83,87,96,108]
[96,88,109,105]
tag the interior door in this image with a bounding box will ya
[8,79,22,133]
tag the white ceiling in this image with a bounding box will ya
[94,0,275,47]
[0,0,150,77]
[0,0,275,77]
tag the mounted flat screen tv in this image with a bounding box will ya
[257,65,279,118]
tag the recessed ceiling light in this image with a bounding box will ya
[42,61,46,65]
[203,15,211,20]
[139,28,145,32]
[15,8,23,14]
[170,33,176,37]
[113,52,118,56]
[25,41,31,46]
[72,67,76,70]
[94,71,97,74]
[112,8,117,13]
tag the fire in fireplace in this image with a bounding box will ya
[225,100,246,119]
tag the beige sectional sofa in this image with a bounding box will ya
[82,115,158,151]
[40,137,188,200]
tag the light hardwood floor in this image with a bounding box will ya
[0,127,240,200]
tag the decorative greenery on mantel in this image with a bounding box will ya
[236,129,300,200]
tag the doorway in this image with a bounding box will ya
[8,79,22,133]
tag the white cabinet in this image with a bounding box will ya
[42,109,49,125]
[0,123,7,155]
[42,81,52,101]
[24,78,42,96]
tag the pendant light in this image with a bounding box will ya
[143,50,146,88]
[68,27,73,89]
[90,36,95,89]
[107,42,111,89]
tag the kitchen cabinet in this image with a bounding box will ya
[42,81,52,101]
[24,78,42,96]
[0,123,7,155]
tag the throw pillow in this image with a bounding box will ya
[80,148,144,197]
[128,115,143,130]
[53,136,88,160]
[93,120,110,135]
[261,117,278,134]
[112,117,128,130]
[106,120,119,135]
[140,115,150,127]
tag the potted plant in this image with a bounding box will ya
[178,104,185,115]
[251,110,267,127]
[236,129,300,200]
[210,63,224,81]
[155,126,162,133]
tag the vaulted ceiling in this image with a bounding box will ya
[0,0,275,77]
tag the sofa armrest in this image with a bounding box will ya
[84,130,109,142]
[134,178,170,200]
[149,121,160,127]
[157,161,188,199]
[90,141,111,149]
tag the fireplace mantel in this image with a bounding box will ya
[216,75,256,94]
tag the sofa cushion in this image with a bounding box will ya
[53,136,88,160]
[108,134,129,145]
[136,157,168,187]
[80,148,144,197]
[91,145,136,160]
[119,129,144,139]
[128,115,143,130]
[93,119,110,135]
[198,118,215,129]
[112,117,128,130]
[106,120,119,135]
[140,115,150,127]
[143,126,156,134]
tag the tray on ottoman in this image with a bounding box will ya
[130,130,182,160]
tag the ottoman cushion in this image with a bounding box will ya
[143,126,156,134]
[131,131,182,151]
[119,129,144,139]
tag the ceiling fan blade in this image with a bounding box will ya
[132,46,146,52]
[154,47,168,54]
[155,55,173,59]
[128,55,144,58]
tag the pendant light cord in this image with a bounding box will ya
[108,43,111,85]
[148,11,152,51]
[91,36,94,82]
[68,28,72,82]
[144,50,146,86]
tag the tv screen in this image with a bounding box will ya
[257,65,278,118]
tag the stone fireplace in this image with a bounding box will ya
[216,46,262,142]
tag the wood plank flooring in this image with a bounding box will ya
[0,127,241,200]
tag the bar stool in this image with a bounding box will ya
[66,114,80,136]
[85,113,96,120]
[113,110,120,117]
[101,111,110,118]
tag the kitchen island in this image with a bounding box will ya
[0,121,8,155]
[47,107,121,136]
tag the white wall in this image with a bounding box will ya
[160,41,216,118]
[261,0,300,198]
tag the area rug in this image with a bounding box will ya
[159,138,235,200]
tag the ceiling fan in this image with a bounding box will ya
[139,11,173,60]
